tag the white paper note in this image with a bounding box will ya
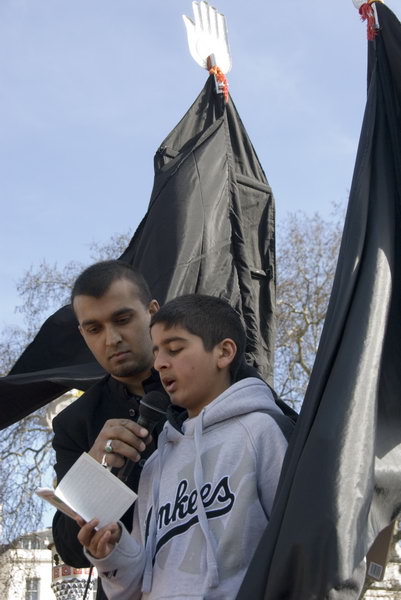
[36,452,137,528]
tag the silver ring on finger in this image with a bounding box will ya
[104,439,113,454]
[101,454,112,471]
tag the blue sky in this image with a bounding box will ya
[1,0,400,330]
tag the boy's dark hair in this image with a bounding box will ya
[150,294,246,377]
[71,260,152,307]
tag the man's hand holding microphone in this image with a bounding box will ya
[87,391,170,474]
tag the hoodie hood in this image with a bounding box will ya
[201,377,283,429]
[166,377,283,435]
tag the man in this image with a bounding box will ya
[52,260,164,600]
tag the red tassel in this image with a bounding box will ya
[359,2,379,41]
[209,66,229,104]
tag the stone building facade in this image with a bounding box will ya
[0,528,97,600]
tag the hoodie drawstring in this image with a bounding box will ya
[193,412,219,589]
[142,428,167,593]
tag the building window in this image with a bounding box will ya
[21,536,41,549]
[25,577,40,600]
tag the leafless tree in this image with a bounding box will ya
[274,209,343,409]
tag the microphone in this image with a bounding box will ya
[118,390,170,482]
[137,391,170,432]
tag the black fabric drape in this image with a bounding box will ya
[0,75,275,429]
[237,5,401,599]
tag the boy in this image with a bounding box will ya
[78,294,293,599]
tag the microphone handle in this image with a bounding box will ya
[117,417,153,483]
[118,457,135,483]
[137,415,151,430]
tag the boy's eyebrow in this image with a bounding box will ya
[152,336,187,352]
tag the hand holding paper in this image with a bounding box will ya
[77,518,122,559]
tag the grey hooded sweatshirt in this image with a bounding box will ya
[89,377,292,599]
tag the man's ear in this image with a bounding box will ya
[216,338,237,370]
[148,299,160,316]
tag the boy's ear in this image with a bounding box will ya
[216,338,237,370]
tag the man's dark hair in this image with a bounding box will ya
[150,294,246,377]
[71,260,152,306]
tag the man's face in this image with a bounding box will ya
[151,323,232,418]
[74,278,159,387]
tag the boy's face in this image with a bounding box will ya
[151,323,233,418]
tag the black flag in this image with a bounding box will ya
[237,4,401,599]
[0,75,275,429]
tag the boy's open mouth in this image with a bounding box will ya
[162,377,176,393]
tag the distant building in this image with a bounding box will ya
[0,528,53,600]
[0,528,97,600]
